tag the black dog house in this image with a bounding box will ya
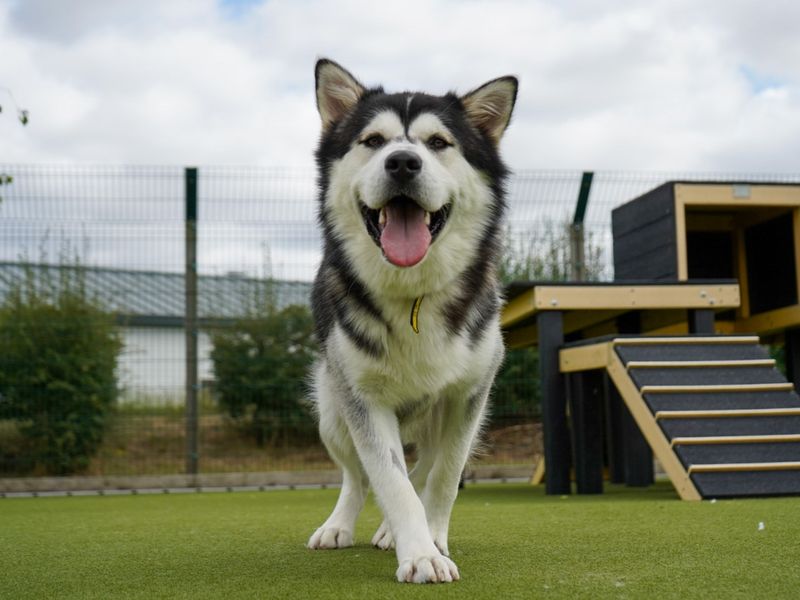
[612,182,800,336]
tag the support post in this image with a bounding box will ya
[605,376,626,484]
[185,167,199,477]
[621,402,654,486]
[689,309,715,334]
[570,171,594,281]
[786,328,800,394]
[538,311,571,494]
[615,312,654,487]
[569,370,604,494]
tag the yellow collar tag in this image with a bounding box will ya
[410,296,424,334]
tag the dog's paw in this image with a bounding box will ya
[396,554,460,584]
[371,521,395,550]
[307,526,354,549]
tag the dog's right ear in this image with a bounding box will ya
[315,59,366,131]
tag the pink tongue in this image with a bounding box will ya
[380,201,431,267]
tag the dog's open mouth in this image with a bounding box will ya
[361,196,450,267]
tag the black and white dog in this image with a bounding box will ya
[308,59,517,584]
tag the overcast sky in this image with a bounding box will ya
[1,0,799,172]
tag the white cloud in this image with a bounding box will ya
[0,0,799,171]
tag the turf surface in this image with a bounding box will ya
[2,482,799,599]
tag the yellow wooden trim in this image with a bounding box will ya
[530,457,545,486]
[675,183,800,207]
[607,352,702,500]
[672,434,800,446]
[639,310,691,336]
[531,284,740,311]
[656,408,800,420]
[559,342,612,373]
[733,304,800,336]
[627,359,775,369]
[642,382,794,394]
[734,226,750,319]
[614,336,760,346]
[712,321,735,334]
[501,288,537,328]
[674,192,688,280]
[689,461,800,474]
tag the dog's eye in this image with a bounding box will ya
[427,136,451,151]
[362,134,386,149]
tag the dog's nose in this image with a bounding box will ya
[384,150,422,184]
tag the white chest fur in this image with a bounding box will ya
[329,291,502,408]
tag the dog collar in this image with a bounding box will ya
[410,296,424,334]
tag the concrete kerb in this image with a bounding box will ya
[0,465,535,497]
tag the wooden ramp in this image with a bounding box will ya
[560,336,800,500]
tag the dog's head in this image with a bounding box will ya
[315,59,517,295]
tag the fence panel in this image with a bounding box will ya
[1,165,799,483]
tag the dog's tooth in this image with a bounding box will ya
[379,207,387,226]
[424,211,431,226]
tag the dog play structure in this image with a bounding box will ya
[502,182,800,500]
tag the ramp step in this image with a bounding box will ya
[692,470,800,498]
[641,383,794,394]
[642,390,800,413]
[672,434,800,445]
[617,343,768,363]
[614,337,760,345]
[688,461,800,473]
[631,366,785,387]
[660,416,800,438]
[656,408,800,419]
[675,442,800,466]
[627,359,775,369]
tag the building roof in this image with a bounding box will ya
[0,262,312,327]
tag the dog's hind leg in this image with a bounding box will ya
[371,452,434,551]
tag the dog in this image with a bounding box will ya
[307,58,517,584]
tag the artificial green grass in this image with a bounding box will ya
[2,483,799,599]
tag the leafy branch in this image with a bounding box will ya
[0,86,29,125]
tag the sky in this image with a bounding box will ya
[2,0,800,172]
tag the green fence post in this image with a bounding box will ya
[185,167,199,477]
[570,171,594,281]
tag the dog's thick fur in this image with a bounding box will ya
[307,59,517,584]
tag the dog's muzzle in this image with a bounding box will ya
[361,195,450,268]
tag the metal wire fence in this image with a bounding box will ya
[1,165,799,485]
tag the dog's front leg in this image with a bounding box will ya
[421,382,492,557]
[345,396,459,584]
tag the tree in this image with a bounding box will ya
[210,284,317,446]
[0,86,29,126]
[0,262,122,475]
[0,86,28,206]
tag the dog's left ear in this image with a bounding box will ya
[315,59,366,131]
[461,76,518,145]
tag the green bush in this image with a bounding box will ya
[491,346,540,424]
[491,221,606,427]
[0,264,122,475]
[210,298,317,447]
